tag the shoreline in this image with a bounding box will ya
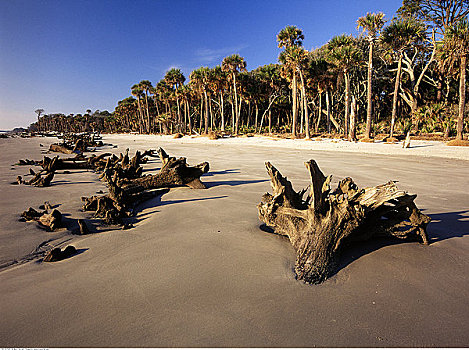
[101,133,469,161]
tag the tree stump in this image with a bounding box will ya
[81,148,209,224]
[257,160,431,284]
[43,246,77,262]
[16,170,55,187]
[21,207,62,231]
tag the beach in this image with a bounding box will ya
[1,134,468,347]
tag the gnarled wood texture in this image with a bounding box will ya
[81,148,209,224]
[258,160,431,284]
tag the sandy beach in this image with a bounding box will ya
[1,134,468,347]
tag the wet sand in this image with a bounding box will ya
[1,134,468,347]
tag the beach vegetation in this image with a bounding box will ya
[30,0,469,142]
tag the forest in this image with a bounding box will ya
[30,0,469,144]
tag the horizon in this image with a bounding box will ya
[0,0,401,130]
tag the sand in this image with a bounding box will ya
[0,134,468,347]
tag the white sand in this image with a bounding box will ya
[110,133,469,160]
[0,134,468,347]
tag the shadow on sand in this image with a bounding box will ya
[204,179,268,188]
[259,210,469,280]
[204,169,241,177]
[336,209,469,277]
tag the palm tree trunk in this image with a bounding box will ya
[231,100,235,131]
[344,71,350,137]
[390,54,403,138]
[137,97,144,133]
[236,98,242,133]
[144,92,150,133]
[186,100,192,134]
[182,98,187,133]
[300,93,305,134]
[349,95,357,141]
[365,40,373,139]
[155,98,160,116]
[199,96,204,133]
[220,93,225,131]
[209,95,213,130]
[298,69,310,139]
[204,90,209,134]
[255,103,259,131]
[292,71,298,137]
[326,90,331,133]
[176,96,181,132]
[316,92,322,133]
[457,54,466,140]
[268,110,272,134]
[233,74,239,134]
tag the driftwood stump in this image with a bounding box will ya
[21,206,62,231]
[257,160,431,284]
[81,147,210,224]
[43,246,77,262]
[49,132,104,154]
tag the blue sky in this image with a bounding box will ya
[0,0,402,129]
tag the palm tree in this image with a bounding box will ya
[306,49,337,133]
[381,18,426,138]
[139,80,152,133]
[222,54,246,134]
[442,17,469,141]
[190,67,211,134]
[279,46,310,138]
[179,84,192,133]
[211,65,228,131]
[357,12,386,139]
[164,69,186,132]
[277,25,304,137]
[131,84,145,133]
[326,34,362,140]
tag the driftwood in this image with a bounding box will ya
[257,160,431,284]
[81,148,209,224]
[39,149,154,174]
[82,148,209,224]
[20,206,62,231]
[43,246,77,262]
[77,219,90,235]
[14,149,157,189]
[49,132,104,154]
[16,170,55,187]
[15,159,37,166]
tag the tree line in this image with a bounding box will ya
[31,0,469,141]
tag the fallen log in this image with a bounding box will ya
[257,160,431,284]
[16,170,55,187]
[20,206,62,231]
[49,143,74,154]
[49,132,103,154]
[81,148,209,225]
[115,147,210,194]
[77,219,90,235]
[43,246,77,262]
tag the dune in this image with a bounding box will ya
[0,134,468,347]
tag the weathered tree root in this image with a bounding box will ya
[257,160,431,284]
[49,132,104,154]
[20,206,62,231]
[16,170,55,187]
[77,219,90,235]
[43,246,77,262]
[81,148,209,225]
[14,149,157,188]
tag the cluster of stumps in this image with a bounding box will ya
[13,133,431,284]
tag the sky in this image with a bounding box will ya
[0,0,402,129]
